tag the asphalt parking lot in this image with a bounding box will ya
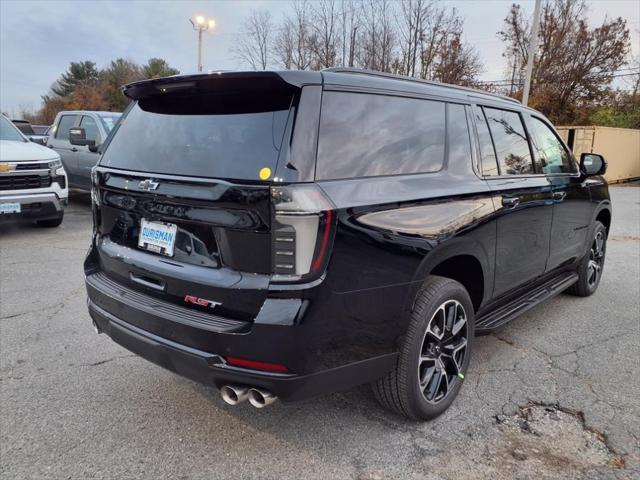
[1,185,639,480]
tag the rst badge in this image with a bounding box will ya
[184,295,221,309]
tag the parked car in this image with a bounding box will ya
[31,125,50,135]
[0,114,68,227]
[84,70,611,420]
[48,110,121,190]
[11,119,49,145]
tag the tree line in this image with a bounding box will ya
[233,0,637,127]
[233,0,483,86]
[20,0,638,128]
[23,58,179,124]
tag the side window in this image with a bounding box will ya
[447,104,472,168]
[473,106,499,176]
[55,115,78,140]
[80,115,100,143]
[529,117,576,174]
[316,92,445,180]
[483,107,534,175]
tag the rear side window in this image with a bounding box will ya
[473,106,499,176]
[316,92,445,180]
[483,107,534,175]
[100,92,292,180]
[447,104,472,169]
[55,115,78,140]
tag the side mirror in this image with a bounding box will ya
[580,153,607,177]
[69,127,96,148]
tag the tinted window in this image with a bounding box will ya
[56,115,78,140]
[14,122,35,135]
[473,106,499,176]
[530,117,576,174]
[0,116,25,142]
[101,94,291,180]
[80,115,100,142]
[316,92,445,180]
[448,104,472,168]
[484,107,533,175]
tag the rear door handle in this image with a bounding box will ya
[553,191,567,201]
[129,272,166,292]
[502,196,520,208]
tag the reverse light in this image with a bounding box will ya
[271,185,335,283]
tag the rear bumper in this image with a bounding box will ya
[88,300,396,401]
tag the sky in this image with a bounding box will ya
[1,0,638,116]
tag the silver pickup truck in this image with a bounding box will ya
[48,111,121,190]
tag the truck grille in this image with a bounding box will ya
[0,174,52,191]
[15,162,50,170]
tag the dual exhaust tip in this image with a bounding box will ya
[220,385,277,408]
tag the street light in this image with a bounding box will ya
[189,14,216,72]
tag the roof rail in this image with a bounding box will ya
[322,68,521,105]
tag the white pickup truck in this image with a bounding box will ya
[0,114,68,227]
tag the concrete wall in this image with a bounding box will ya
[557,126,640,183]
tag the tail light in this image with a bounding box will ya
[270,184,336,283]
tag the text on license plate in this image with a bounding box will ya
[0,203,21,214]
[138,219,177,257]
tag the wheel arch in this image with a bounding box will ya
[410,238,493,314]
[595,207,611,234]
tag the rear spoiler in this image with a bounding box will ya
[122,71,322,101]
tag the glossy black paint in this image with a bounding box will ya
[85,70,611,400]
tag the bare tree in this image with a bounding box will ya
[499,0,630,123]
[358,0,396,72]
[309,0,339,69]
[338,0,360,67]
[232,9,273,70]
[273,1,314,70]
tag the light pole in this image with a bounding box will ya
[522,0,541,106]
[190,15,216,72]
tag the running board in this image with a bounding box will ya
[475,272,578,335]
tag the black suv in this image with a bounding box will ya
[84,69,611,420]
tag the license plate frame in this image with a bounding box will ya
[138,218,178,257]
[0,202,21,214]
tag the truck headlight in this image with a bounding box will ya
[48,159,62,169]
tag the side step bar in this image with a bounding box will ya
[475,272,578,335]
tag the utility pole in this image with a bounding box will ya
[190,15,216,72]
[522,0,542,106]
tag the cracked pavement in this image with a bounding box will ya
[1,186,639,480]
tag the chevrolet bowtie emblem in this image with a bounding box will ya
[0,163,16,172]
[138,179,159,191]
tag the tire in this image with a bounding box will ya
[36,212,64,228]
[373,275,474,420]
[566,221,607,297]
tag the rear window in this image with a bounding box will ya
[100,92,293,181]
[316,92,445,180]
[13,122,35,135]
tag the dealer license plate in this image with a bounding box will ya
[138,218,177,257]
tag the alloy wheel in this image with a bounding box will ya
[587,230,605,289]
[418,300,468,404]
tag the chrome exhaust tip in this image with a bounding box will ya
[248,388,277,408]
[220,385,249,405]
